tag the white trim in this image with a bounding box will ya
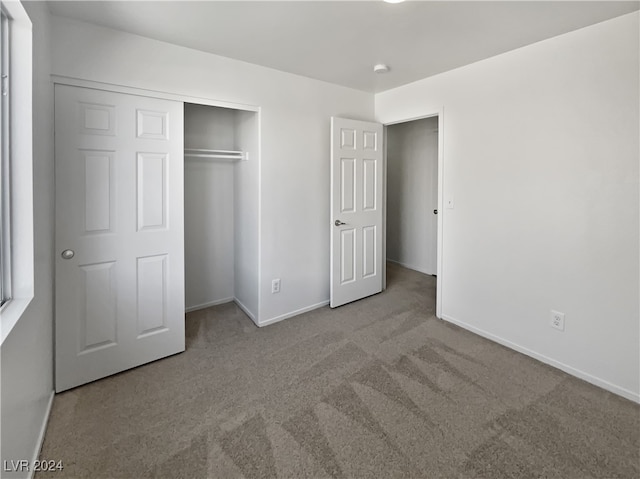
[384,112,440,127]
[0,297,31,343]
[27,391,55,479]
[382,107,444,319]
[256,107,263,325]
[234,297,258,326]
[185,297,234,313]
[435,108,444,320]
[258,300,329,327]
[184,296,259,325]
[381,125,387,291]
[51,75,260,112]
[386,259,434,277]
[186,296,328,330]
[0,0,33,346]
[441,313,640,404]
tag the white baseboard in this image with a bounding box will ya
[441,314,640,404]
[185,297,234,313]
[234,298,258,326]
[258,300,330,328]
[387,259,434,276]
[28,391,54,479]
[185,296,258,326]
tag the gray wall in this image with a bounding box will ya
[184,104,237,311]
[50,15,375,325]
[233,110,260,318]
[1,3,54,477]
[377,12,640,400]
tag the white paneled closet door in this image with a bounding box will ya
[54,85,185,392]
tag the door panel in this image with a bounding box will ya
[55,85,185,392]
[363,225,377,278]
[330,117,383,308]
[363,158,377,211]
[341,158,356,212]
[137,152,167,230]
[136,254,168,336]
[79,261,117,352]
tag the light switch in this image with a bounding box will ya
[447,197,454,209]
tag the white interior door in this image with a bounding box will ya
[330,117,384,308]
[55,85,185,392]
[426,125,439,275]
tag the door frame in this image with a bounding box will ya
[51,75,261,112]
[382,108,444,319]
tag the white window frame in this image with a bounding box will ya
[1,6,10,307]
[0,0,33,345]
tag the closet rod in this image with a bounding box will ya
[184,148,247,161]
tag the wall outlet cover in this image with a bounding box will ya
[550,310,565,331]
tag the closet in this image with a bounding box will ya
[54,83,261,391]
[184,103,259,320]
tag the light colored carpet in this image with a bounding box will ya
[38,263,639,478]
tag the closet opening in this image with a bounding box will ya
[183,102,259,324]
[385,115,439,309]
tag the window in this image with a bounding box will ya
[0,0,32,344]
[1,6,10,307]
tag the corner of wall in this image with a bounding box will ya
[1,2,56,476]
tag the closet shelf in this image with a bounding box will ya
[184,148,247,161]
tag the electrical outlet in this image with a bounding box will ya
[271,279,281,294]
[550,310,565,331]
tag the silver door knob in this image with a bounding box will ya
[334,220,346,226]
[61,249,75,260]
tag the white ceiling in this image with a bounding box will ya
[47,1,639,93]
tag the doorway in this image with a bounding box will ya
[384,115,441,314]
